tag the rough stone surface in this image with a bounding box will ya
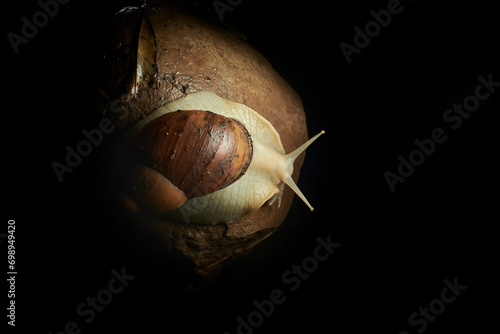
[98,0,308,279]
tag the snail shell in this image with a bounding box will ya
[124,109,253,212]
[120,91,324,225]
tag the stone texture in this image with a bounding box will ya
[98,0,308,280]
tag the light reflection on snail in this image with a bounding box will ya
[119,91,324,225]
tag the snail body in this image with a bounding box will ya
[121,91,324,225]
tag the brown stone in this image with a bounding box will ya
[97,0,308,280]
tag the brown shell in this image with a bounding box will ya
[128,109,253,199]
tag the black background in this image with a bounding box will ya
[3,0,498,333]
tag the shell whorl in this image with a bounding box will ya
[124,109,253,213]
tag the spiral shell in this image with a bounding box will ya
[123,109,253,213]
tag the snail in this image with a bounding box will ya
[119,91,324,225]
